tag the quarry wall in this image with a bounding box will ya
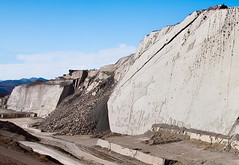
[5,5,239,138]
[108,7,239,136]
[7,80,73,118]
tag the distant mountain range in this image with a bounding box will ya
[0,77,47,97]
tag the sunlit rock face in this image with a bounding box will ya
[108,6,239,136]
[7,80,73,118]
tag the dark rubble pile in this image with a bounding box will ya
[0,95,9,108]
[37,55,136,135]
[144,129,189,145]
[38,72,115,135]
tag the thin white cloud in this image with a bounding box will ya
[0,44,136,80]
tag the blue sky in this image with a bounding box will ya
[0,0,239,80]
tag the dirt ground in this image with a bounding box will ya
[102,134,239,165]
[3,118,239,165]
[0,146,61,165]
[0,120,61,165]
[55,135,148,165]
[1,118,148,165]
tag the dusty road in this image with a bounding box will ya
[2,117,239,165]
[19,141,83,165]
[0,118,147,165]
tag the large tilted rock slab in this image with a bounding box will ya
[108,6,239,135]
[7,80,73,117]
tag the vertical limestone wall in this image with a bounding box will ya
[7,81,73,118]
[108,7,239,135]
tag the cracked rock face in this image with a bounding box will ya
[108,7,239,135]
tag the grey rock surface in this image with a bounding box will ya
[7,80,74,118]
[108,6,239,135]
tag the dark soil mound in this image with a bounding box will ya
[0,121,39,142]
[0,121,61,165]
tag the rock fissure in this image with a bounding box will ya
[120,12,201,88]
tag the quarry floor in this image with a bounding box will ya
[0,117,147,165]
[1,117,239,165]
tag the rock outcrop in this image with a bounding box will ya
[7,80,74,117]
[38,55,137,135]
[108,6,239,136]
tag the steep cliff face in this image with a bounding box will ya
[7,80,73,117]
[108,6,239,136]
